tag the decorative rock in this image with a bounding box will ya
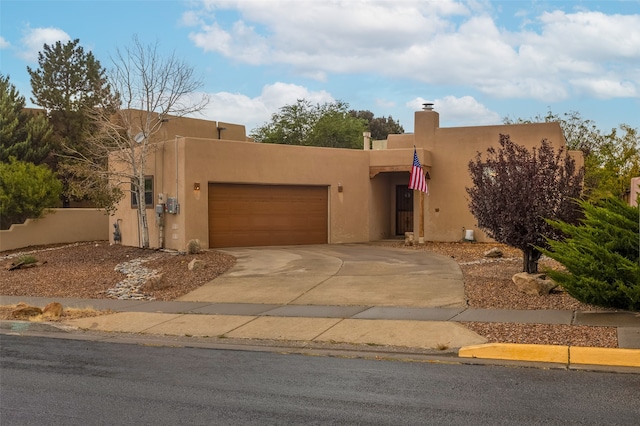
[42,302,63,318]
[404,232,415,246]
[142,273,168,291]
[484,247,503,258]
[512,272,558,296]
[105,255,163,300]
[11,304,42,318]
[188,259,207,271]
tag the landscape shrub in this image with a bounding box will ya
[542,197,640,311]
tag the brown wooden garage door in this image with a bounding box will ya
[208,183,328,248]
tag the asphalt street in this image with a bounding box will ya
[2,335,639,425]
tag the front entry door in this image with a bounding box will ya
[396,185,413,235]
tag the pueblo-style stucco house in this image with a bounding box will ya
[109,105,579,250]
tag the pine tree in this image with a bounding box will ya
[542,197,640,311]
[28,39,115,152]
[27,39,117,205]
[0,74,53,164]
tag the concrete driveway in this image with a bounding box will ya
[177,244,466,308]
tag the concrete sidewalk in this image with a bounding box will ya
[2,296,639,368]
[2,244,639,369]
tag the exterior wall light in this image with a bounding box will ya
[338,183,343,193]
[194,182,201,191]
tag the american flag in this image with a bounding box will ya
[409,148,429,194]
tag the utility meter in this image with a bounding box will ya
[166,197,179,214]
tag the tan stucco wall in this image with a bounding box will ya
[109,109,581,249]
[416,113,569,242]
[180,139,371,249]
[0,209,109,252]
[108,112,249,249]
[111,138,372,250]
[122,110,247,143]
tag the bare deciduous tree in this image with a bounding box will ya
[70,35,209,248]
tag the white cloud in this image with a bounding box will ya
[570,78,637,99]
[180,10,203,27]
[18,27,70,62]
[0,37,10,49]
[186,1,640,101]
[188,0,470,79]
[408,95,501,127]
[536,11,640,60]
[195,82,335,132]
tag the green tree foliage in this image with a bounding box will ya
[251,99,367,149]
[0,74,53,164]
[28,39,116,148]
[542,198,640,311]
[504,110,640,201]
[467,134,584,273]
[308,109,367,149]
[589,124,640,201]
[0,158,62,229]
[349,110,404,140]
[27,38,117,205]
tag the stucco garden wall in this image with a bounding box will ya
[0,209,109,252]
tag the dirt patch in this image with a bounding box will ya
[0,241,235,301]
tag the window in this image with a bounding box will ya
[131,176,154,208]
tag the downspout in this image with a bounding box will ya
[157,141,165,249]
[175,135,181,206]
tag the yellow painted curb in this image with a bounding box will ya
[459,343,569,364]
[570,347,640,368]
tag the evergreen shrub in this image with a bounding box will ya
[542,197,640,311]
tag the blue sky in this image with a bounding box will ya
[1,0,639,135]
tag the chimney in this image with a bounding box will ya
[415,101,439,150]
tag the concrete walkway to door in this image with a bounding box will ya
[176,244,466,308]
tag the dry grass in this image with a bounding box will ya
[0,304,112,322]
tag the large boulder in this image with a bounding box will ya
[11,303,42,318]
[188,259,207,271]
[484,247,503,258]
[142,273,169,291]
[512,272,558,296]
[42,302,63,318]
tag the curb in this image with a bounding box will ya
[458,343,640,368]
[0,319,70,333]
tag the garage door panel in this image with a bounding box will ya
[208,183,328,248]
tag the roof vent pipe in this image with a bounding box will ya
[422,103,434,111]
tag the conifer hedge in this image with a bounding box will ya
[542,197,640,311]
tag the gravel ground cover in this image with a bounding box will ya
[0,240,618,347]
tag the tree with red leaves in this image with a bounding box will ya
[467,134,584,273]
